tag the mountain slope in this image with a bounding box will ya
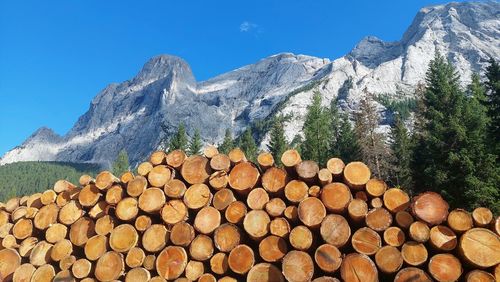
[1,1,499,166]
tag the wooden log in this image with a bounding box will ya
[243,210,270,240]
[194,206,221,235]
[321,182,352,213]
[185,260,204,281]
[137,161,153,176]
[95,171,119,190]
[184,183,211,210]
[127,176,148,197]
[459,228,500,268]
[58,200,84,226]
[115,197,139,221]
[394,267,432,282]
[170,222,195,247]
[109,224,138,253]
[348,198,368,222]
[290,225,313,251]
[247,263,284,282]
[143,254,156,271]
[228,244,255,274]
[320,214,350,248]
[295,160,319,184]
[138,188,166,213]
[395,210,414,229]
[365,207,392,231]
[34,203,59,230]
[95,251,125,282]
[148,165,172,188]
[351,227,381,255]
[181,155,212,185]
[214,223,241,252]
[161,200,188,225]
[105,184,123,205]
[213,188,236,211]
[210,252,228,275]
[298,197,326,228]
[150,150,166,165]
[0,248,21,281]
[19,237,38,257]
[409,221,430,243]
[314,244,342,273]
[228,162,260,194]
[72,258,92,279]
[41,190,57,205]
[343,161,371,189]
[411,192,449,226]
[125,247,145,268]
[30,240,53,266]
[31,264,55,282]
[164,179,187,199]
[247,188,270,210]
[189,235,214,261]
[465,270,496,282]
[375,246,403,274]
[383,226,405,247]
[401,241,428,266]
[13,263,36,282]
[228,148,247,164]
[383,188,410,213]
[59,255,76,271]
[472,207,493,227]
[428,253,462,282]
[318,168,333,186]
[166,149,187,169]
[447,208,473,233]
[69,217,95,247]
[95,215,115,236]
[125,267,151,282]
[326,157,345,177]
[257,152,274,171]
[265,198,286,217]
[50,239,73,262]
[365,178,387,198]
[84,234,107,261]
[281,149,302,170]
[258,235,287,262]
[340,253,378,282]
[78,184,100,207]
[142,224,169,253]
[54,180,77,194]
[262,167,288,193]
[156,246,188,280]
[12,218,33,240]
[210,154,231,171]
[208,171,228,190]
[270,217,291,238]
[429,225,457,251]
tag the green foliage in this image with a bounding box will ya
[169,122,188,152]
[112,149,129,176]
[375,93,417,120]
[301,91,332,166]
[329,101,361,162]
[390,114,413,191]
[267,116,289,166]
[239,128,258,162]
[188,128,203,155]
[0,162,101,201]
[218,129,235,154]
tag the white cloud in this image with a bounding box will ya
[240,21,258,32]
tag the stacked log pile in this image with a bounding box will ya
[0,147,499,282]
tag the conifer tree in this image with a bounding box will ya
[188,128,203,155]
[219,128,235,154]
[329,101,361,162]
[267,116,288,166]
[390,113,412,190]
[301,91,331,165]
[168,123,188,152]
[240,128,258,162]
[112,149,129,176]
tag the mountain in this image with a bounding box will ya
[1,1,499,167]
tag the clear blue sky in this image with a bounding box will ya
[0,0,462,156]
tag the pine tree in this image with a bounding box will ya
[329,101,361,162]
[169,123,188,152]
[390,113,412,191]
[219,128,235,154]
[240,128,258,162]
[112,149,129,176]
[484,58,500,156]
[188,128,203,155]
[267,116,288,166]
[301,91,332,165]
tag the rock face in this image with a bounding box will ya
[1,1,499,166]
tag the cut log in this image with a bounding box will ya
[127,176,148,197]
[447,209,473,233]
[228,162,260,194]
[125,267,151,282]
[181,155,212,185]
[340,253,378,282]
[30,240,53,266]
[78,184,100,207]
[247,188,270,210]
[225,201,247,224]
[148,165,171,188]
[465,270,495,282]
[459,228,500,268]
[69,217,95,247]
[95,215,115,236]
[314,244,342,273]
[105,184,123,205]
[228,244,255,275]
[59,200,84,225]
[170,222,195,247]
[125,247,145,268]
[50,239,73,262]
[295,160,319,184]
[365,207,392,231]
[161,200,188,225]
[12,218,33,240]
[262,167,288,193]
[409,221,430,243]
[185,260,204,281]
[243,210,270,240]
[351,227,381,255]
[137,162,153,176]
[429,225,457,251]
[290,225,314,251]
[184,183,211,210]
[375,246,403,274]
[281,149,302,170]
[257,152,274,171]
[95,251,125,282]
[326,158,345,177]
[259,235,287,262]
[72,258,92,279]
[109,224,138,253]
[166,150,187,169]
[318,168,333,186]
[164,179,187,199]
[214,223,241,252]
[394,267,432,282]
[282,250,314,282]
[472,207,493,227]
[401,241,428,266]
[247,263,284,282]
[95,171,119,190]
[189,234,214,261]
[321,182,352,213]
[270,217,291,238]
[13,263,36,282]
[365,178,387,197]
[428,254,462,282]
[115,197,139,221]
[156,246,188,280]
[348,198,368,222]
[84,234,107,261]
[383,226,405,247]
[0,248,21,281]
[395,210,414,229]
[343,161,371,189]
[265,198,286,217]
[411,192,449,226]
[142,224,169,253]
[210,154,231,171]
[210,252,228,275]
[383,188,410,213]
[298,197,326,228]
[134,215,152,232]
[150,150,166,165]
[31,264,55,282]
[138,188,166,213]
[34,203,59,230]
[194,206,221,235]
